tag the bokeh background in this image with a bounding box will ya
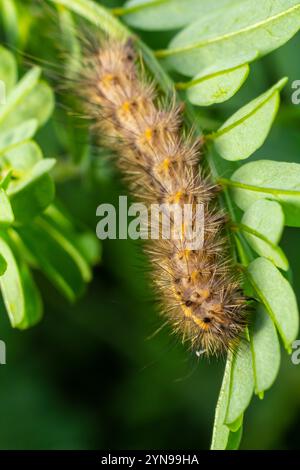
[0,0,299,450]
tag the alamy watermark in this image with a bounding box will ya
[96,196,205,250]
[0,340,6,365]
[291,80,300,104]
[291,340,300,365]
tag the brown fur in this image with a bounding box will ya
[79,40,247,356]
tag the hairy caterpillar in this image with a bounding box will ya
[78,39,247,356]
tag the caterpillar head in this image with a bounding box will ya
[171,275,247,356]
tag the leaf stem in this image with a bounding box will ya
[175,63,250,91]
[111,0,170,17]
[218,177,300,197]
[231,222,288,267]
[231,222,279,250]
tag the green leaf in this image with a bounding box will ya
[0,67,41,124]
[17,217,91,302]
[247,257,299,351]
[213,78,287,161]
[211,354,233,450]
[211,354,244,450]
[0,235,23,326]
[226,424,243,450]
[184,64,249,107]
[122,0,238,31]
[0,188,14,227]
[250,305,281,396]
[49,0,128,39]
[241,199,288,270]
[0,233,42,328]
[75,232,101,267]
[1,82,54,130]
[0,253,7,276]
[57,6,81,77]
[0,0,19,48]
[0,119,38,155]
[0,169,12,191]
[0,45,17,94]
[230,160,300,227]
[44,204,101,266]
[18,263,43,330]
[2,141,43,173]
[164,0,300,77]
[225,339,254,425]
[39,214,92,283]
[226,413,243,433]
[8,159,56,225]
[17,261,43,329]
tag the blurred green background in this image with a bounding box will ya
[0,0,300,450]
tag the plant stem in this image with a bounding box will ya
[112,0,170,17]
[218,177,300,197]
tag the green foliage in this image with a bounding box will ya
[250,305,281,396]
[162,0,300,77]
[248,257,299,350]
[0,46,100,328]
[0,0,19,48]
[51,0,128,39]
[0,67,42,122]
[212,78,287,160]
[4,0,300,451]
[225,341,254,426]
[183,64,249,107]
[230,160,300,226]
[0,233,42,328]
[211,355,238,450]
[0,45,17,94]
[18,215,93,302]
[121,0,237,31]
[241,200,288,270]
[0,119,38,154]
[0,252,6,275]
[0,188,14,227]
